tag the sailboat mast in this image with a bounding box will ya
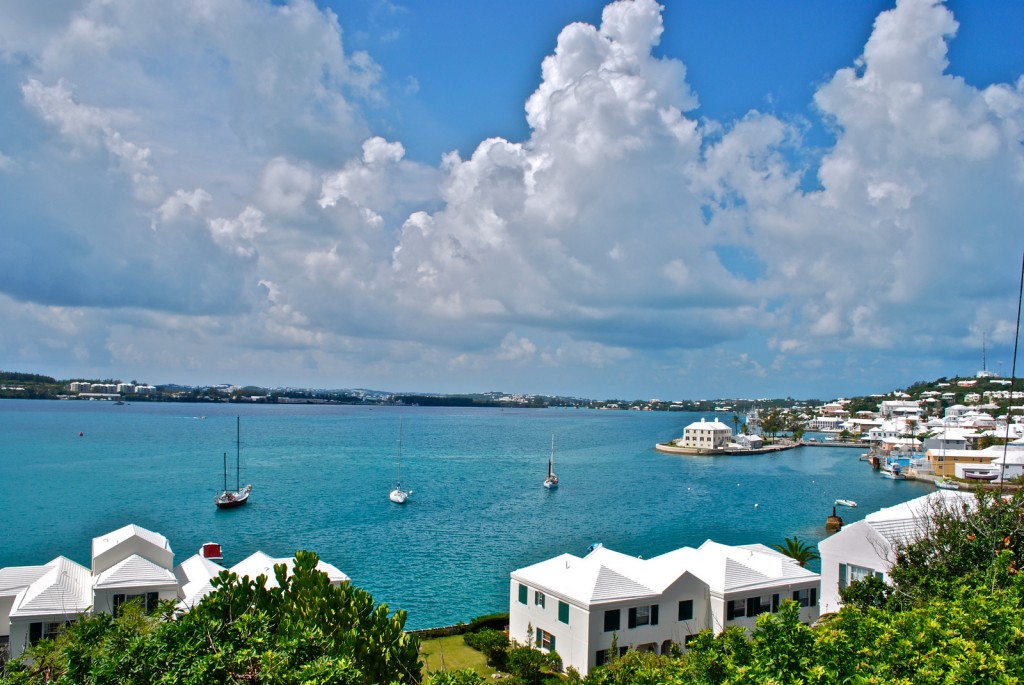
[223,452,228,491]
[236,415,241,491]
[548,434,554,478]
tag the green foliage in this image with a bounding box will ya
[463,628,509,669]
[506,646,547,685]
[772,535,820,567]
[424,667,487,685]
[467,613,509,633]
[2,551,420,685]
[888,489,1024,607]
[839,573,890,611]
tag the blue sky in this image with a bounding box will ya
[1,0,1022,400]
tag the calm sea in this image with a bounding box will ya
[0,400,930,629]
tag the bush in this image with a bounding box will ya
[463,628,509,669]
[468,612,509,632]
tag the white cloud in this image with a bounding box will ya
[0,0,1021,398]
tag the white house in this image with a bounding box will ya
[1,525,349,660]
[509,540,819,675]
[678,418,734,451]
[817,490,974,613]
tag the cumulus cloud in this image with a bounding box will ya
[0,0,1021,397]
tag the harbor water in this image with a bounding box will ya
[0,400,931,629]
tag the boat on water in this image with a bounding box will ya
[389,419,412,504]
[834,499,857,508]
[880,462,907,480]
[935,476,960,490]
[543,434,558,490]
[215,416,252,509]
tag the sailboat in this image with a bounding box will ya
[215,416,252,509]
[543,434,559,489]
[389,419,411,504]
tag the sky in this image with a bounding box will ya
[1,0,1023,401]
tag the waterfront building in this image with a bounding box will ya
[678,418,733,451]
[817,490,973,613]
[509,540,819,676]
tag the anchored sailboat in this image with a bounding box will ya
[389,418,412,504]
[543,434,559,489]
[216,416,252,509]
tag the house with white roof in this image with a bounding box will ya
[91,524,178,616]
[677,418,733,451]
[5,556,92,660]
[2,524,349,660]
[817,490,973,613]
[509,540,819,675]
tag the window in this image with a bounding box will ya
[113,592,159,617]
[604,609,620,632]
[628,604,658,628]
[596,649,609,667]
[726,599,746,620]
[792,588,817,608]
[536,628,555,651]
[678,599,693,621]
[746,595,773,617]
[518,584,528,605]
[558,601,570,624]
[839,564,884,590]
[29,621,69,645]
[534,590,545,608]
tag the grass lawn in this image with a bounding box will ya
[419,635,496,678]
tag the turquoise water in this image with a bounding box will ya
[0,400,930,629]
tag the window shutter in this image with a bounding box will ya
[29,622,42,644]
[147,592,159,612]
[810,588,817,606]
[519,584,528,604]
[746,597,757,617]
[772,594,779,612]
[550,634,556,651]
[536,630,542,648]
[838,564,847,590]
[726,601,735,621]
[628,607,637,629]
[559,601,570,624]
[875,571,884,580]
[651,604,659,626]
[792,590,800,602]
[113,593,125,617]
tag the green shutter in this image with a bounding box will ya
[550,634,556,651]
[558,601,570,624]
[519,584,528,604]
[628,607,637,629]
[838,564,847,590]
[651,604,659,625]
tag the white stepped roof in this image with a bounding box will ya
[92,524,171,559]
[10,556,92,618]
[862,490,974,545]
[0,564,53,598]
[231,551,348,588]
[93,553,177,589]
[512,539,817,607]
[174,554,227,610]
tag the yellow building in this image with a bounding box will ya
[924,448,997,477]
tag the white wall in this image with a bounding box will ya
[817,522,892,613]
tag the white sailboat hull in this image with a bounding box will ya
[389,488,409,504]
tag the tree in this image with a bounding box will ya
[772,536,820,567]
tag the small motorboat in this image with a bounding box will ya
[834,499,858,508]
[935,477,960,490]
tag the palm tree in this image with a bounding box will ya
[773,536,820,568]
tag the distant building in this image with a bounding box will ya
[679,418,733,450]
